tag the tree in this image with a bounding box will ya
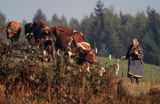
[18,19,27,42]
[147,8,160,47]
[69,17,80,30]
[80,14,94,42]
[90,0,105,55]
[50,15,68,27]
[103,7,122,57]
[50,14,60,27]
[33,8,47,21]
[142,8,160,65]
[0,10,6,39]
[59,15,68,27]
[0,10,6,30]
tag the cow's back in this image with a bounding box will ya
[53,27,75,50]
[73,32,86,44]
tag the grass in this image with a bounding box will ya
[97,56,160,97]
[1,40,160,103]
[96,56,160,82]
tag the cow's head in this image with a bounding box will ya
[43,27,50,34]
[40,27,51,37]
[6,21,21,40]
[77,42,96,64]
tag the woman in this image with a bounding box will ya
[125,37,144,84]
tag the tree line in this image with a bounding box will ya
[0,0,160,65]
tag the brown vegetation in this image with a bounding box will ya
[0,41,160,104]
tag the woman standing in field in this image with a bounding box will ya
[124,37,144,84]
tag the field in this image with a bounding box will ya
[97,57,160,82]
[97,57,160,96]
[0,42,160,103]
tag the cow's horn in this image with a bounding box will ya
[73,29,78,33]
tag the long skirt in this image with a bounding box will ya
[128,60,143,78]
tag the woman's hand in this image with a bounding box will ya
[134,50,139,55]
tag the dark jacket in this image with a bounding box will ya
[126,45,144,63]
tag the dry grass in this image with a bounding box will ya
[0,40,160,104]
[121,79,160,96]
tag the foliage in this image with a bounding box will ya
[50,14,68,27]
[33,8,47,22]
[0,10,6,30]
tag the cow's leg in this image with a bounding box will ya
[51,47,56,65]
[50,45,55,62]
[67,51,74,63]
[10,38,14,45]
[82,62,90,72]
[56,49,60,56]
[99,67,105,76]
[86,63,90,72]
[49,52,53,62]
[43,50,48,62]
[115,63,120,76]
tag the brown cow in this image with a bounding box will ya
[76,42,96,72]
[53,27,86,51]
[24,22,35,45]
[52,27,96,71]
[38,26,55,62]
[25,20,55,62]
[25,20,47,43]
[53,27,75,51]
[3,20,21,43]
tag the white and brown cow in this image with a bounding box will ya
[52,27,96,72]
[76,42,96,72]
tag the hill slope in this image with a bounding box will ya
[97,56,160,82]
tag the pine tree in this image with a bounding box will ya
[0,10,6,30]
[59,15,68,27]
[33,8,47,22]
[50,14,60,27]
[69,17,80,30]
[90,0,105,55]
[0,11,6,39]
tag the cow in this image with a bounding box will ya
[52,27,96,72]
[24,20,55,62]
[52,27,75,51]
[2,20,21,43]
[43,40,55,62]
[38,25,55,62]
[24,22,35,45]
[24,20,47,44]
[53,27,86,51]
[76,42,96,72]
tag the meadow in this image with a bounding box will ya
[97,56,160,82]
[0,41,160,103]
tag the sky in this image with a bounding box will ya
[0,0,160,22]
